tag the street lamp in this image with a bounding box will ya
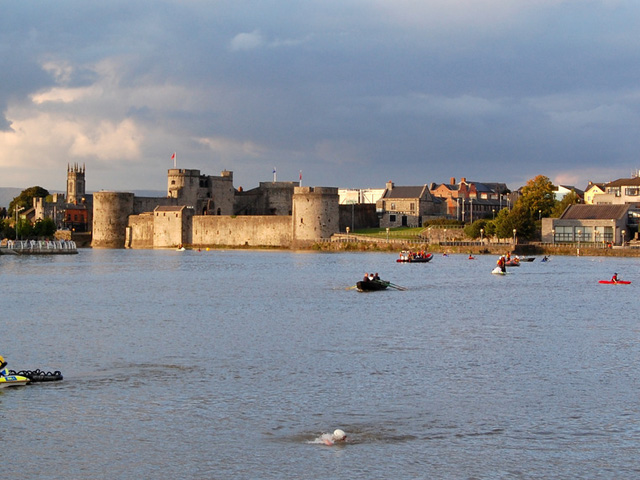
[539,209,542,220]
[346,226,349,242]
[513,229,517,245]
[444,228,447,244]
[492,208,495,219]
[480,228,484,244]
[577,229,582,250]
[622,229,626,246]
[386,227,390,243]
[15,206,25,241]
[552,228,555,246]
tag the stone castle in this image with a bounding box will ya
[90,168,340,248]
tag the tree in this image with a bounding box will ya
[464,219,489,239]
[9,186,50,217]
[493,208,514,239]
[33,218,57,238]
[518,175,557,220]
[552,190,580,217]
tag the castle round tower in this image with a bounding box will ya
[92,192,135,248]
[292,186,339,244]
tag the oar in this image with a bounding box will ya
[385,281,407,291]
[345,285,358,290]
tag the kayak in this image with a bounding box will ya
[0,374,30,388]
[599,280,631,284]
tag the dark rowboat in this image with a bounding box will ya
[356,280,389,292]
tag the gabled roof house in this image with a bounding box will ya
[376,181,443,228]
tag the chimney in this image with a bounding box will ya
[450,177,456,185]
[386,180,394,190]
[461,177,467,184]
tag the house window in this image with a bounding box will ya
[389,214,396,222]
[410,203,415,212]
[625,187,640,196]
[390,203,396,210]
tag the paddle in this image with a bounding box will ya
[385,281,407,291]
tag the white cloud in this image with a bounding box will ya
[230,30,265,51]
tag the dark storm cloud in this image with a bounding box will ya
[2,1,640,191]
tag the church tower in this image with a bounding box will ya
[67,163,86,204]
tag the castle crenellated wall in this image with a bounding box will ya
[192,215,292,247]
[126,212,154,248]
[134,196,177,215]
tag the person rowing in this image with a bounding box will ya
[611,273,619,283]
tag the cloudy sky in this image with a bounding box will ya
[1,1,640,194]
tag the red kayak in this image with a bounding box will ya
[599,280,631,284]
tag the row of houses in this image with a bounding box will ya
[341,174,640,246]
[544,177,640,246]
[340,177,513,229]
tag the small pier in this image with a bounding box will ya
[0,240,78,255]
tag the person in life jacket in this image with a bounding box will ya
[497,256,506,273]
[0,355,8,376]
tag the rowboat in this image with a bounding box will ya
[356,280,389,291]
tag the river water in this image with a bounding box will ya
[1,249,639,479]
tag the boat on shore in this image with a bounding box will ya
[396,251,433,263]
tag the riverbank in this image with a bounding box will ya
[309,239,640,257]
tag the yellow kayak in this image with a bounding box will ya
[0,374,30,388]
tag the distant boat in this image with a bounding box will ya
[396,251,433,263]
